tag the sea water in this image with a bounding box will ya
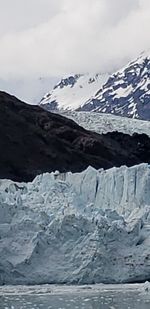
[0,284,149,309]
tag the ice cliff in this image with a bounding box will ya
[0,163,150,285]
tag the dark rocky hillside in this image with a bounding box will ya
[0,91,150,182]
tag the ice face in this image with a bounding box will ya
[0,164,150,285]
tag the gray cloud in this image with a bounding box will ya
[0,0,149,79]
[0,0,62,35]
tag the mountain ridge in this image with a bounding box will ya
[40,51,150,120]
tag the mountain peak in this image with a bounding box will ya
[40,72,109,111]
[40,51,150,120]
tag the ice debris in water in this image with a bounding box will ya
[142,281,150,293]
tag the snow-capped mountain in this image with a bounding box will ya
[40,73,109,111]
[40,51,150,120]
[82,51,150,120]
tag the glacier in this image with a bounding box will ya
[0,163,150,285]
[61,111,150,137]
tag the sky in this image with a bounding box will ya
[0,0,149,102]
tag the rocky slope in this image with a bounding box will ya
[82,51,150,119]
[1,91,150,182]
[0,164,150,285]
[40,51,150,120]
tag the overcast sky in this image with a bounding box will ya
[0,0,149,101]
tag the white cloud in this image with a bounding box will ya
[0,0,149,79]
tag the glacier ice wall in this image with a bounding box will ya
[0,163,150,285]
[66,163,150,215]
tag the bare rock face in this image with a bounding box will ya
[1,91,150,182]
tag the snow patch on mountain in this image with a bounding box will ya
[0,163,150,285]
[40,73,109,111]
[82,51,150,120]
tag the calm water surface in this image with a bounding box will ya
[0,284,149,309]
